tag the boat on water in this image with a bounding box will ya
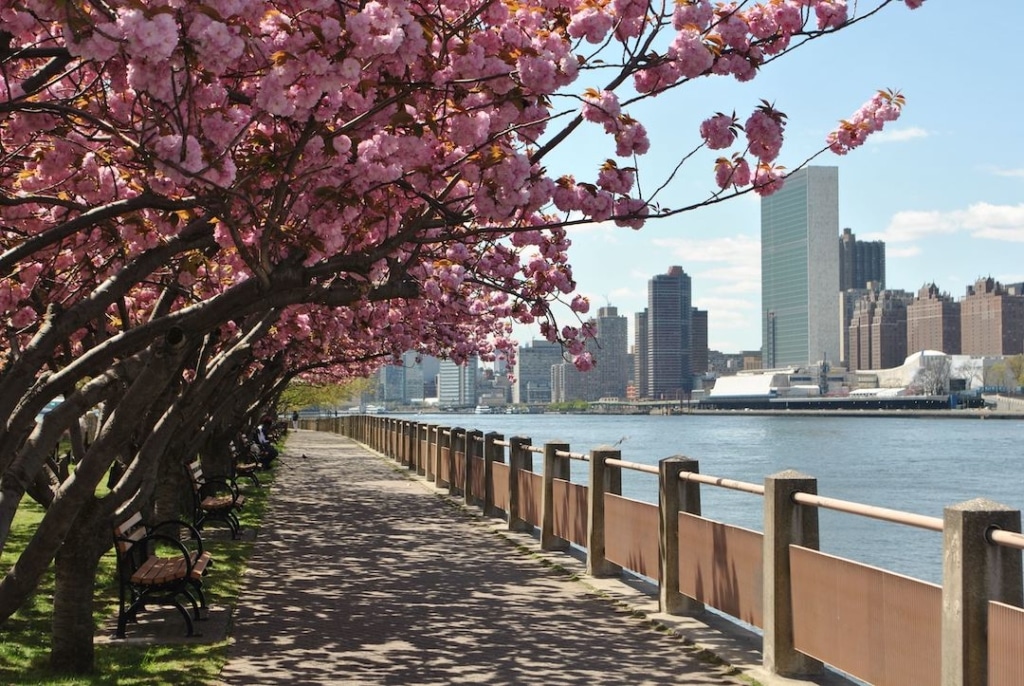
[473,405,492,414]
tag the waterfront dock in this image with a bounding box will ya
[216,429,847,685]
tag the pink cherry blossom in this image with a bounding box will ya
[744,105,786,162]
[827,89,905,154]
[700,113,738,149]
[753,163,785,196]
[567,8,614,44]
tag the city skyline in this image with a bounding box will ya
[515,1,1023,354]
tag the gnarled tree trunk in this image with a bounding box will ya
[50,499,109,674]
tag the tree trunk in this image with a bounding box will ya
[49,500,109,674]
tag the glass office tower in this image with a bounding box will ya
[647,266,693,398]
[761,167,840,369]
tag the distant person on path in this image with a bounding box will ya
[291,410,299,430]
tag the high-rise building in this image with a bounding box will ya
[647,266,693,399]
[846,289,913,370]
[691,308,709,378]
[761,166,841,368]
[839,286,876,369]
[553,305,641,403]
[437,357,478,407]
[907,284,961,355]
[401,351,425,402]
[594,305,630,399]
[376,363,406,407]
[961,277,1024,355]
[551,361,590,403]
[380,352,439,403]
[633,310,648,399]
[512,340,564,404]
[839,228,886,290]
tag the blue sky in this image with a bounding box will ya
[523,0,1024,354]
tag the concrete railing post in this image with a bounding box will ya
[541,442,570,552]
[763,470,823,678]
[403,421,413,467]
[483,432,503,517]
[465,429,483,505]
[941,498,1023,686]
[391,419,400,462]
[411,422,420,474]
[396,420,405,464]
[433,427,447,489]
[447,428,463,495]
[424,425,437,481]
[399,419,406,462]
[587,447,623,578]
[660,455,703,615]
[508,436,532,532]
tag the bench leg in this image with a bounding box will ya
[172,596,196,636]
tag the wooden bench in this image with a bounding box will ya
[231,435,263,489]
[113,512,212,638]
[186,459,246,538]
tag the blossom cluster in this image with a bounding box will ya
[0,0,926,380]
[827,89,906,155]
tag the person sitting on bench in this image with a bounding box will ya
[254,416,278,469]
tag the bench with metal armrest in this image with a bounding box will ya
[113,511,212,638]
[186,459,246,538]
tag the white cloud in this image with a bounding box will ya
[651,235,759,263]
[992,167,1024,179]
[875,203,1024,244]
[870,126,929,144]
[960,202,1024,242]
[698,265,760,294]
[876,210,960,242]
[566,219,620,239]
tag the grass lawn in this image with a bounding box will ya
[0,468,273,686]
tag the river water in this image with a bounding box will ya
[393,412,1024,585]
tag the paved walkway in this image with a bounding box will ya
[216,430,844,686]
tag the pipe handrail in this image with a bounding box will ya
[555,449,589,461]
[605,457,659,475]
[792,492,943,532]
[678,471,765,495]
[988,528,1024,551]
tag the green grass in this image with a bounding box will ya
[0,468,274,685]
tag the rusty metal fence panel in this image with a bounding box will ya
[790,545,941,686]
[678,513,763,628]
[552,478,588,547]
[470,456,485,501]
[492,462,510,511]
[605,493,660,581]
[518,470,541,527]
[990,600,1024,685]
[439,445,450,486]
[452,448,466,491]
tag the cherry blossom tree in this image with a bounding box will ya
[1,0,925,673]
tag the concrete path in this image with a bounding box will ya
[216,429,753,685]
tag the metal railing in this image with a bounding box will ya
[323,414,1024,686]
